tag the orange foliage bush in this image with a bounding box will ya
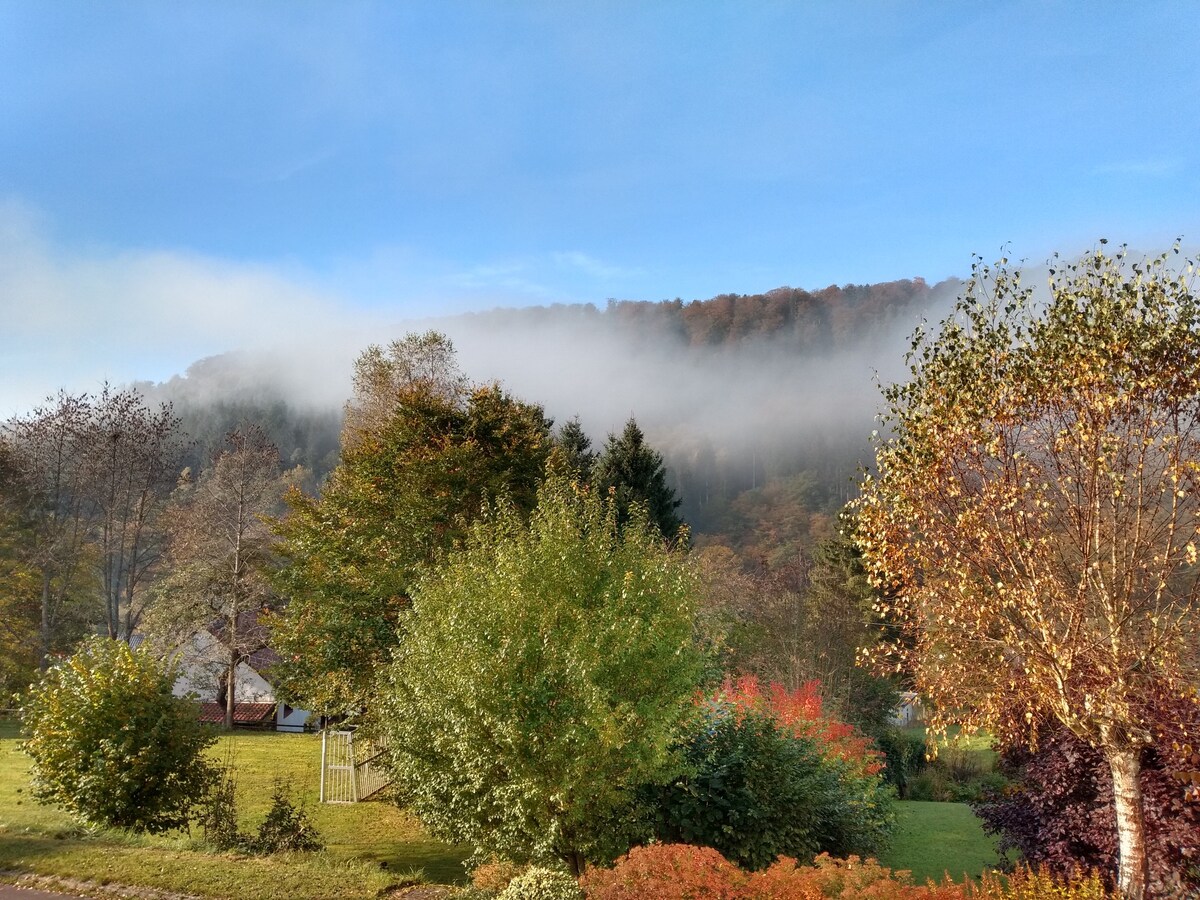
[749,854,967,899]
[471,858,526,893]
[580,845,1115,900]
[579,843,749,899]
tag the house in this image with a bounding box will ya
[888,691,924,727]
[169,628,310,732]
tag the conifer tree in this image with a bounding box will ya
[554,416,595,483]
[592,417,683,539]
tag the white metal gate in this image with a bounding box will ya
[319,729,391,803]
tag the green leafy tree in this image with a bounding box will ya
[592,418,683,539]
[854,245,1200,900]
[376,475,704,875]
[21,636,216,833]
[271,332,552,712]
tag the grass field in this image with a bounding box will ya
[881,801,1005,885]
[0,721,1004,898]
[0,721,468,898]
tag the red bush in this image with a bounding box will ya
[714,675,885,776]
[974,693,1200,898]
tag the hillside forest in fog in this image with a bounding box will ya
[143,275,958,567]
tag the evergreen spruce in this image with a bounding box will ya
[592,418,683,539]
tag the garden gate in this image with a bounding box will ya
[319,729,391,803]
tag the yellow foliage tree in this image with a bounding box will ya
[854,245,1200,900]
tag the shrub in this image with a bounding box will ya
[200,765,242,850]
[249,779,323,853]
[201,772,323,855]
[580,843,749,900]
[974,866,1114,899]
[378,477,703,873]
[651,704,832,869]
[717,676,885,776]
[750,853,967,899]
[472,858,528,893]
[21,636,216,833]
[580,845,1113,900]
[498,866,583,900]
[874,727,930,797]
[650,677,894,869]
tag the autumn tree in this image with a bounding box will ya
[376,475,703,874]
[854,245,1200,900]
[2,388,177,659]
[148,425,288,729]
[271,332,552,712]
[85,386,187,640]
[695,535,895,731]
[0,440,43,692]
[592,417,683,539]
[2,392,95,669]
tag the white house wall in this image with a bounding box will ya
[170,632,276,703]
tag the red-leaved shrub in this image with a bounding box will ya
[974,693,1200,898]
[716,675,885,776]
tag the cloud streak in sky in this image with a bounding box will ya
[0,203,373,416]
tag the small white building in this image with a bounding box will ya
[170,629,310,732]
[888,691,924,727]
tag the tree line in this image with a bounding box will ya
[0,335,696,721]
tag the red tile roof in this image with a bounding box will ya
[198,702,275,725]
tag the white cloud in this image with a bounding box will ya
[0,204,377,416]
[1091,159,1183,178]
[551,251,644,282]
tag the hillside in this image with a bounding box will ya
[146,275,959,551]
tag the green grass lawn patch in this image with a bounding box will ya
[0,723,469,897]
[879,800,1005,885]
[2,720,1011,896]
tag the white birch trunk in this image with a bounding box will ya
[1108,745,1149,900]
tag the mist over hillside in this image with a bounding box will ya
[144,277,962,534]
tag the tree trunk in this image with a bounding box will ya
[1108,744,1149,900]
[225,619,237,730]
[39,568,51,671]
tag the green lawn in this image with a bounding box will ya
[0,721,468,898]
[0,722,1005,897]
[881,800,1005,885]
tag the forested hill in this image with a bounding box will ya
[146,274,960,556]
[467,276,946,354]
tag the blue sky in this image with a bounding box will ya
[1,1,1198,411]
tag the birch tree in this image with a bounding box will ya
[854,245,1200,900]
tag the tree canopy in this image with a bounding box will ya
[270,332,553,712]
[376,474,703,874]
[854,245,1200,900]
